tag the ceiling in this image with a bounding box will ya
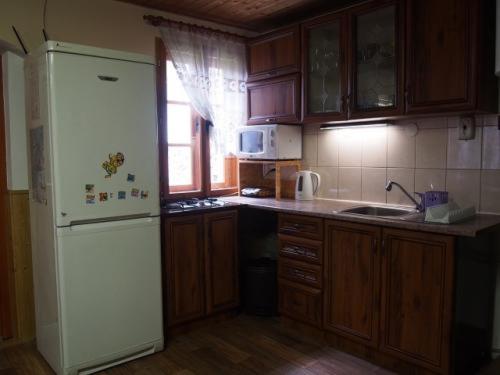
[117,0,358,31]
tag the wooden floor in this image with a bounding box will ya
[0,315,394,374]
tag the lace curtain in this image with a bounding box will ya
[159,24,247,160]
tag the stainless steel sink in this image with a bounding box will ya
[340,206,416,218]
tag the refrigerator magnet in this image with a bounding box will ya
[99,192,108,202]
[131,188,139,197]
[140,190,149,199]
[118,191,126,200]
[86,194,96,204]
[102,152,125,178]
[85,184,95,194]
[127,173,135,182]
[109,192,114,199]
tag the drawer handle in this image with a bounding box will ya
[283,245,306,255]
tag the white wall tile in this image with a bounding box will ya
[361,168,387,203]
[302,133,318,167]
[446,169,481,209]
[362,127,387,167]
[416,128,448,168]
[338,167,362,201]
[386,168,415,206]
[387,125,416,168]
[482,126,500,170]
[481,170,500,214]
[312,167,339,199]
[415,169,446,192]
[338,129,363,167]
[318,130,339,167]
[447,127,482,169]
[417,116,447,129]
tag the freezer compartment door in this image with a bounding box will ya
[48,52,159,227]
[56,217,163,369]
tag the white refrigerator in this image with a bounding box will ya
[25,41,164,375]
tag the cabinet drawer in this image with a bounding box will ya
[279,234,323,264]
[278,279,322,327]
[278,214,323,240]
[279,258,322,289]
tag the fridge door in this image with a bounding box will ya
[56,217,163,371]
[47,51,160,227]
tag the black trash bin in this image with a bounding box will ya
[244,258,277,316]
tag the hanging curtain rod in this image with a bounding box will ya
[143,15,247,41]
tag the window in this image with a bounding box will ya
[165,61,202,193]
[156,39,237,199]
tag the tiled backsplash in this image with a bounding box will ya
[302,115,500,214]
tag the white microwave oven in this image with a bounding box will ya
[236,124,302,160]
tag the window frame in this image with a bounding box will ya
[156,38,238,201]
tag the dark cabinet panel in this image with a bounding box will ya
[406,0,477,113]
[323,221,380,347]
[204,210,239,314]
[278,257,322,289]
[165,215,205,326]
[247,74,301,124]
[278,279,322,327]
[279,234,323,264]
[380,228,454,374]
[247,26,300,82]
[278,214,323,240]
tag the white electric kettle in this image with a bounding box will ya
[295,171,321,200]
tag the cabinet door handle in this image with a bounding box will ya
[373,238,378,254]
[266,117,277,123]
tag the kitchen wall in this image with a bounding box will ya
[302,114,500,214]
[0,0,253,57]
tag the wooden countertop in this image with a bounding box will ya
[220,196,500,237]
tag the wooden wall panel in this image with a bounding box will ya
[0,57,14,340]
[8,191,35,341]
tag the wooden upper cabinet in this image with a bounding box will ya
[247,73,301,124]
[405,0,497,114]
[349,1,404,118]
[247,26,300,82]
[302,13,347,123]
[323,221,381,347]
[380,228,454,374]
[164,215,205,327]
[204,210,239,314]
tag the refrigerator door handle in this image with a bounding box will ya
[67,213,155,227]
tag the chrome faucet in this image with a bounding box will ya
[385,180,424,212]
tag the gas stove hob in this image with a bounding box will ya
[164,198,227,212]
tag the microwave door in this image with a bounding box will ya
[239,130,265,157]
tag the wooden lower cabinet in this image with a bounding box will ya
[204,210,239,314]
[323,221,381,348]
[380,228,454,374]
[319,221,455,374]
[164,210,239,328]
[164,215,205,326]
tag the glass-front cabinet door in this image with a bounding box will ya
[302,14,347,122]
[350,2,403,118]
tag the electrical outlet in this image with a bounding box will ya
[458,116,475,140]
